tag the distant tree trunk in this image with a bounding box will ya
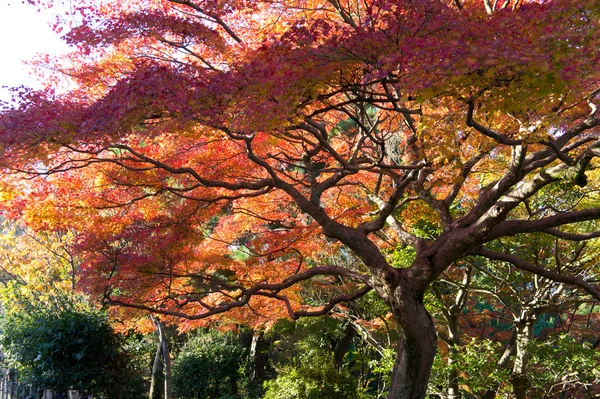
[434,267,471,399]
[334,323,357,370]
[511,313,534,399]
[446,345,460,399]
[149,316,172,399]
[249,331,270,383]
[149,337,163,399]
[159,326,172,399]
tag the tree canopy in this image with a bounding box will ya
[0,1,599,398]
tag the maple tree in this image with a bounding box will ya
[1,0,600,397]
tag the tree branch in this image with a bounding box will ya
[542,229,600,242]
[291,286,372,319]
[474,247,600,301]
[326,0,357,28]
[444,151,488,207]
[466,100,522,146]
[109,144,274,192]
[485,208,600,242]
[358,168,420,235]
[366,195,425,248]
[166,0,243,43]
[105,265,372,321]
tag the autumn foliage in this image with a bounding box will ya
[1,0,600,397]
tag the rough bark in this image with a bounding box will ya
[386,283,437,399]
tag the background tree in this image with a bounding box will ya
[428,229,600,398]
[1,1,600,398]
[0,217,77,292]
[149,316,173,399]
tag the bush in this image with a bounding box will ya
[0,285,144,398]
[262,355,362,399]
[172,331,247,399]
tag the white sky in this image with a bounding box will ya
[0,1,70,103]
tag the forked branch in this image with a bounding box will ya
[104,265,372,320]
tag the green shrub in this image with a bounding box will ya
[0,285,143,398]
[262,355,362,399]
[172,331,246,399]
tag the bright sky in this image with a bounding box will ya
[0,1,70,103]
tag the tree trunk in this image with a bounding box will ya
[157,322,172,399]
[248,331,269,382]
[150,316,172,399]
[334,323,357,370]
[149,336,163,399]
[439,267,471,399]
[511,314,534,399]
[446,345,460,399]
[386,287,437,399]
[480,329,516,399]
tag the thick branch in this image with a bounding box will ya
[460,144,528,228]
[542,229,600,241]
[413,167,455,226]
[466,101,522,145]
[367,195,424,248]
[243,136,398,280]
[523,113,600,174]
[475,247,600,301]
[485,209,600,242]
[444,151,488,207]
[358,169,419,235]
[292,286,372,318]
